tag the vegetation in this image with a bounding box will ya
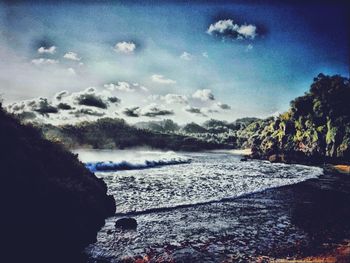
[8,73,349,163]
[131,74,350,164]
[134,117,260,148]
[249,74,350,163]
[39,117,230,151]
[0,103,115,262]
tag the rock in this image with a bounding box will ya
[115,217,138,230]
[268,154,281,163]
[241,157,248,162]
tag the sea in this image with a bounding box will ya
[74,149,323,262]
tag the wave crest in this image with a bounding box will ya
[85,157,191,172]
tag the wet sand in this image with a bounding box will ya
[255,170,350,262]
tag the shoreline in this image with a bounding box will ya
[84,154,350,262]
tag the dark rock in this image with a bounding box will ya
[268,154,280,163]
[241,157,248,162]
[115,217,138,230]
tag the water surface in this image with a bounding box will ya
[75,149,323,262]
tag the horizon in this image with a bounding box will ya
[0,0,349,124]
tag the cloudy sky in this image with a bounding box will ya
[0,0,349,124]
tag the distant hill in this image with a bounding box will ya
[134,117,262,148]
[39,117,230,151]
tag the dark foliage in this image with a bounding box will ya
[0,105,115,262]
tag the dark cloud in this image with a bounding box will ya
[108,96,121,104]
[142,106,174,117]
[33,98,58,116]
[70,108,105,117]
[185,106,207,117]
[217,102,231,110]
[123,107,141,117]
[76,93,108,109]
[57,102,73,110]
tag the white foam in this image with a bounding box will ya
[74,150,323,214]
[75,149,191,172]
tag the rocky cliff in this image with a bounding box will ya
[0,104,116,262]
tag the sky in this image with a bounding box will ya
[0,0,349,124]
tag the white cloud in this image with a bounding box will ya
[133,83,148,92]
[31,58,59,65]
[207,19,257,40]
[148,94,188,105]
[208,20,237,34]
[180,51,193,61]
[67,67,76,75]
[104,81,148,92]
[246,44,254,51]
[104,82,133,92]
[237,24,257,39]
[192,89,215,101]
[38,46,56,54]
[151,74,176,84]
[202,52,209,58]
[63,52,81,61]
[114,41,136,54]
[163,94,188,104]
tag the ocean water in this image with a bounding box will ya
[75,149,323,262]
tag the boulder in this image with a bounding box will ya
[115,217,138,230]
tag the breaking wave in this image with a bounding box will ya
[85,157,191,172]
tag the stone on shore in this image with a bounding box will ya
[115,217,138,230]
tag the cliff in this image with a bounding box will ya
[0,104,116,262]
